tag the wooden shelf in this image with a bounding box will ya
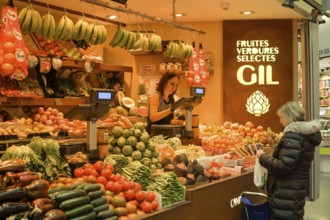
[0,97,87,106]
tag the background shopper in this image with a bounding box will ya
[256,101,322,220]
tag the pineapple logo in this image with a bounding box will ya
[246,90,270,116]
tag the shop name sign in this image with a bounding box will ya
[236,40,279,86]
[140,65,155,75]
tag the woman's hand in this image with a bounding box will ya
[256,149,265,158]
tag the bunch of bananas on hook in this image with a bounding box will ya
[18,5,42,35]
[73,19,108,45]
[163,41,193,59]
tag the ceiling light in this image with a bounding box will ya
[308,9,320,23]
[171,13,186,17]
[108,15,117,19]
[281,0,295,8]
[240,11,254,15]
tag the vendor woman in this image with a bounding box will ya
[147,72,180,128]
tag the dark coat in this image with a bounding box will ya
[259,120,322,220]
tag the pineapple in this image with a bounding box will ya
[138,82,147,96]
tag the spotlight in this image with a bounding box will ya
[318,17,326,24]
[282,0,294,8]
[308,9,320,23]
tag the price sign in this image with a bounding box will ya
[140,65,156,75]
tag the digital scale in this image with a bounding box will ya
[150,86,205,139]
[65,88,115,159]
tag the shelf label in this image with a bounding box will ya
[140,65,156,75]
[55,99,63,105]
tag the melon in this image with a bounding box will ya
[121,97,135,109]
[135,107,148,117]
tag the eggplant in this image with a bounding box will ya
[0,202,31,219]
[0,187,27,203]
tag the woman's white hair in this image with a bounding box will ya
[277,101,305,123]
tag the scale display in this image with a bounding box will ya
[190,86,206,97]
[90,88,115,103]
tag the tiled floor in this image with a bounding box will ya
[305,172,330,220]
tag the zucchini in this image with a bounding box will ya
[76,183,90,190]
[91,197,107,207]
[88,190,105,200]
[93,204,109,214]
[71,182,88,190]
[103,216,118,220]
[0,187,27,203]
[69,211,97,220]
[48,186,71,194]
[59,195,90,211]
[83,183,101,193]
[64,204,94,219]
[55,189,86,204]
[97,209,116,219]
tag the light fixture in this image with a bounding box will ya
[170,13,186,17]
[281,0,295,8]
[318,16,326,24]
[108,15,117,19]
[308,8,320,23]
[240,11,254,15]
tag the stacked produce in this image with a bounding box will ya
[121,161,152,191]
[97,112,133,129]
[106,122,162,172]
[174,144,206,161]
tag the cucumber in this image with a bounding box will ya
[84,183,101,193]
[59,195,90,211]
[55,189,86,204]
[91,197,107,207]
[93,204,109,214]
[76,183,90,190]
[88,190,104,200]
[103,216,118,220]
[48,186,71,194]
[64,204,94,219]
[97,209,116,219]
[69,211,97,220]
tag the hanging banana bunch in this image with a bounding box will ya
[38,11,56,39]
[54,15,75,41]
[163,41,193,59]
[83,22,108,45]
[18,4,42,35]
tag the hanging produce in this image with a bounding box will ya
[0,2,29,80]
[83,22,108,45]
[54,15,75,41]
[18,4,42,35]
[186,42,200,87]
[39,11,56,40]
[198,43,209,86]
[163,41,193,59]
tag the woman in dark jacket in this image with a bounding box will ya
[257,101,322,220]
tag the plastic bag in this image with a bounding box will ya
[0,4,29,80]
[254,157,267,189]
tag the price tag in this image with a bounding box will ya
[55,99,63,105]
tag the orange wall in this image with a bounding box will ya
[102,21,224,125]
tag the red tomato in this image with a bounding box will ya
[3,53,16,64]
[3,42,15,53]
[90,169,99,178]
[125,202,137,214]
[101,168,113,180]
[121,181,131,191]
[132,182,142,192]
[128,200,139,207]
[0,57,4,67]
[112,174,123,182]
[146,192,156,202]
[151,200,159,210]
[93,161,103,174]
[83,163,93,169]
[135,191,146,202]
[113,182,123,193]
[124,189,135,201]
[97,176,107,185]
[3,31,15,43]
[74,168,84,178]
[87,175,97,183]
[84,168,93,176]
[105,181,115,191]
[140,201,153,213]
[103,164,114,171]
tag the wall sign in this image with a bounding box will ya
[223,20,294,132]
[140,65,156,75]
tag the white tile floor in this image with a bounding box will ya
[305,172,330,220]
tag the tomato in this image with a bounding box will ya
[83,167,93,176]
[0,57,4,67]
[113,182,123,193]
[140,201,153,213]
[3,42,15,53]
[132,182,142,192]
[151,200,159,210]
[74,168,84,178]
[97,176,107,185]
[87,175,97,183]
[112,173,123,182]
[1,63,14,75]
[146,192,156,202]
[186,77,194,85]
[83,163,93,169]
[121,181,131,191]
[135,191,146,202]
[101,168,113,180]
[105,181,115,191]
[3,31,15,43]
[93,161,103,174]
[125,201,137,214]
[124,189,135,201]
[103,195,112,204]
[90,169,99,178]
[104,164,114,171]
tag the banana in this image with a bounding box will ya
[155,35,163,52]
[141,35,149,52]
[117,29,129,48]
[30,9,42,34]
[109,25,124,47]
[47,13,56,39]
[21,7,32,35]
[76,20,88,41]
[84,23,95,43]
[123,31,133,49]
[98,24,108,44]
[54,15,66,40]
[58,16,69,40]
[18,7,28,26]
[128,31,136,49]
[91,23,100,45]
[147,34,156,52]
[40,12,50,38]
[163,41,173,57]
[177,42,186,59]
[170,42,179,58]
[131,32,142,50]
[73,19,84,40]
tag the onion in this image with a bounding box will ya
[45,120,53,126]
[49,115,56,121]
[57,112,64,118]
[43,111,51,117]
[34,114,41,121]
[52,108,59,116]
[39,115,47,123]
[38,107,45,114]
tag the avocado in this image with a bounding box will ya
[195,174,204,182]
[192,159,199,167]
[179,153,189,166]
[173,155,181,165]
[163,164,175,172]
[186,173,195,185]
[178,177,187,185]
[194,164,205,176]
[161,157,173,167]
[174,163,187,177]
[186,161,195,174]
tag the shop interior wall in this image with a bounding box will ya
[103,21,224,125]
